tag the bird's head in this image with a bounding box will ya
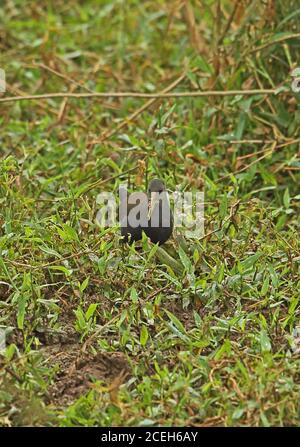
[148,179,166,194]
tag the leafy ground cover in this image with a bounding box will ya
[0,0,300,426]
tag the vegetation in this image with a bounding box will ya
[0,0,300,426]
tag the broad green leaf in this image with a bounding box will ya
[178,246,191,272]
[74,308,86,330]
[61,224,79,242]
[48,265,72,276]
[239,253,262,272]
[214,339,231,360]
[130,287,138,303]
[80,277,89,293]
[140,325,149,346]
[39,246,62,258]
[85,303,98,320]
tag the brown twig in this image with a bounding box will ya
[0,88,284,104]
[35,62,119,111]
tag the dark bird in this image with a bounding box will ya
[120,179,173,245]
[119,192,146,243]
[144,179,173,245]
[120,204,143,243]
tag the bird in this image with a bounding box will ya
[119,192,146,243]
[144,178,173,245]
[120,179,173,245]
[120,205,143,243]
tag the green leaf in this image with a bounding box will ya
[217,263,225,283]
[4,343,17,361]
[165,310,186,335]
[219,194,228,219]
[193,311,202,328]
[39,246,62,258]
[148,243,159,261]
[98,256,107,275]
[74,308,86,331]
[17,294,28,330]
[260,411,270,427]
[193,248,200,264]
[48,265,72,277]
[130,287,138,303]
[275,214,287,231]
[283,188,290,209]
[155,247,183,275]
[117,310,128,328]
[269,265,279,287]
[260,330,272,352]
[232,408,244,420]
[193,55,213,73]
[178,246,191,272]
[288,297,299,316]
[278,9,300,28]
[214,339,231,360]
[85,303,97,321]
[57,224,79,242]
[239,253,262,272]
[80,277,89,293]
[140,325,149,346]
[235,112,247,140]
